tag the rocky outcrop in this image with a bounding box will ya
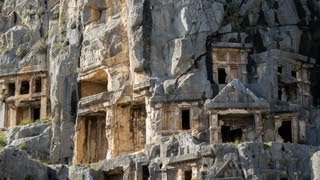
[6,122,52,161]
[312,151,320,179]
[0,146,50,179]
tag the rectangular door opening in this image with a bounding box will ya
[182,109,190,130]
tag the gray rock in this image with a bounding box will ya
[277,0,300,25]
[0,146,49,179]
[15,122,51,140]
[10,125,52,160]
[68,166,103,180]
[171,37,194,77]
[312,151,320,179]
[177,69,212,99]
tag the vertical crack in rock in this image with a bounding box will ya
[142,0,152,74]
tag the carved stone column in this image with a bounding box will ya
[209,113,221,143]
[299,117,308,143]
[73,116,85,164]
[135,162,142,180]
[40,77,47,119]
[254,113,263,141]
[292,114,299,143]
[274,116,283,142]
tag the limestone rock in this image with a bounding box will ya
[312,151,320,179]
[0,146,50,179]
[170,37,194,77]
[68,166,102,180]
[177,69,213,99]
[14,122,51,140]
[277,0,300,25]
[10,125,51,161]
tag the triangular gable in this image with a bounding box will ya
[215,159,243,178]
[205,79,269,109]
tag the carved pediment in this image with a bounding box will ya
[205,79,269,110]
[215,159,243,179]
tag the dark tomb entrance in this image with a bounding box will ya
[221,126,242,143]
[278,121,292,143]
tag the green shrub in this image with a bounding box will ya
[53,11,59,19]
[263,143,270,150]
[33,116,52,124]
[19,119,33,126]
[19,143,27,150]
[32,39,47,54]
[24,175,34,180]
[16,47,27,59]
[42,116,52,121]
[0,132,7,149]
[230,139,241,145]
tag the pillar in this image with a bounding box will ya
[29,78,33,95]
[240,49,249,83]
[209,113,221,143]
[73,116,85,164]
[9,104,17,126]
[40,77,47,119]
[254,113,263,142]
[299,117,307,143]
[0,102,5,128]
[106,109,116,159]
[135,162,142,180]
[177,169,183,180]
[15,81,20,96]
[161,167,168,180]
[191,166,197,180]
[274,116,282,142]
[292,114,299,143]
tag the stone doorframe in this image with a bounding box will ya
[209,110,264,143]
[273,113,307,144]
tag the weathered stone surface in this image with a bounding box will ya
[312,151,320,179]
[10,125,51,160]
[170,37,194,77]
[0,146,50,180]
[68,166,103,180]
[14,122,51,140]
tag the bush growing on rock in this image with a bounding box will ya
[16,47,27,59]
[0,132,7,149]
[19,119,33,126]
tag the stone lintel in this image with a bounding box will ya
[150,93,203,104]
[168,153,200,164]
[133,79,155,93]
[0,66,47,77]
[212,42,253,49]
[79,91,112,108]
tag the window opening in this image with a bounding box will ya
[278,121,292,143]
[20,81,30,94]
[35,78,42,93]
[182,109,190,130]
[218,68,227,84]
[142,165,150,180]
[32,107,40,121]
[278,66,283,74]
[291,70,297,78]
[8,83,15,96]
[221,126,242,143]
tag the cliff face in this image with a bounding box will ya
[0,0,320,179]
